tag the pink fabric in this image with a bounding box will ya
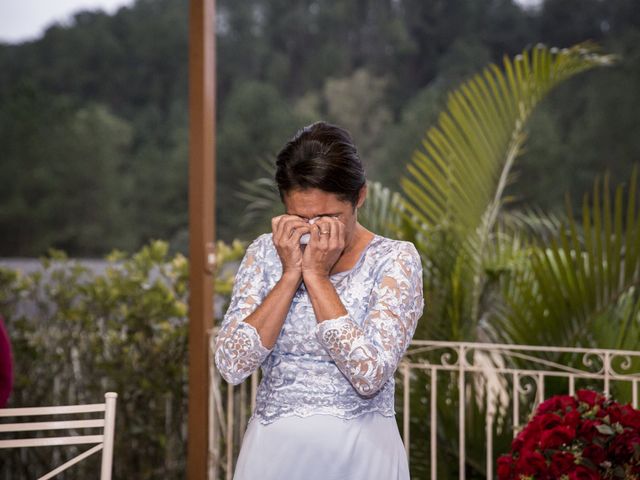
[0,316,13,407]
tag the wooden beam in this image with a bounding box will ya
[187,0,216,479]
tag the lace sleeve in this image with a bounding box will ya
[315,242,424,397]
[213,235,272,385]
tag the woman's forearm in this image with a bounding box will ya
[244,271,301,349]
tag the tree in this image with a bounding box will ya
[0,84,135,256]
[216,80,305,240]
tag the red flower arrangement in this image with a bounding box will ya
[497,389,640,479]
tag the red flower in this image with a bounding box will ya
[496,455,514,480]
[538,395,578,415]
[563,409,581,429]
[582,444,606,466]
[513,422,541,451]
[540,425,576,449]
[537,396,561,415]
[549,451,575,476]
[577,419,601,442]
[608,403,626,424]
[577,389,603,408]
[619,404,640,429]
[608,430,640,464]
[502,391,640,480]
[538,412,563,430]
[515,450,547,476]
[568,465,600,480]
[560,395,578,411]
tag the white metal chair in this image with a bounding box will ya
[0,392,117,480]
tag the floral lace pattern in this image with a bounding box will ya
[213,238,272,383]
[213,232,424,425]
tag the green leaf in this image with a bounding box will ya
[595,424,614,435]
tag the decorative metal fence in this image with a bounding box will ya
[208,339,640,480]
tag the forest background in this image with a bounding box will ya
[1,0,639,257]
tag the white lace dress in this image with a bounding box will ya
[214,232,424,480]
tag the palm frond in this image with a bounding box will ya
[402,41,615,240]
[499,206,567,245]
[235,157,280,228]
[494,165,640,350]
[401,43,616,339]
[358,181,405,238]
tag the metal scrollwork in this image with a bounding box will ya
[582,351,605,375]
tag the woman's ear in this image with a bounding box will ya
[356,184,367,209]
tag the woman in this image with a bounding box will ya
[214,121,424,479]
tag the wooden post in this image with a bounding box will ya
[187,0,216,479]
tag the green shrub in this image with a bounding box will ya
[0,239,245,480]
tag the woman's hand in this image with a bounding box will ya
[272,214,310,279]
[302,217,346,280]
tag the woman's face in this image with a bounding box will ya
[282,187,366,243]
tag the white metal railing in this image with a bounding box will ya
[208,340,640,480]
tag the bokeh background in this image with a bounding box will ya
[1,0,639,257]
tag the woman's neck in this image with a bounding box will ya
[340,224,374,262]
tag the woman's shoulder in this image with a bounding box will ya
[249,232,273,246]
[367,234,422,280]
[246,232,277,258]
[370,234,420,262]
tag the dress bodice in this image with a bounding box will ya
[213,232,424,425]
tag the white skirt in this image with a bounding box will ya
[233,412,410,480]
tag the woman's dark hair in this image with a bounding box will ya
[275,121,366,207]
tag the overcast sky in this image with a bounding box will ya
[0,0,135,44]
[0,0,542,45]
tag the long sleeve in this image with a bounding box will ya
[214,235,272,385]
[315,242,424,397]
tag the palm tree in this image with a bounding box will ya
[398,42,622,344]
[491,168,640,351]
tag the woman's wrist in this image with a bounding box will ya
[280,269,303,288]
[302,270,330,284]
